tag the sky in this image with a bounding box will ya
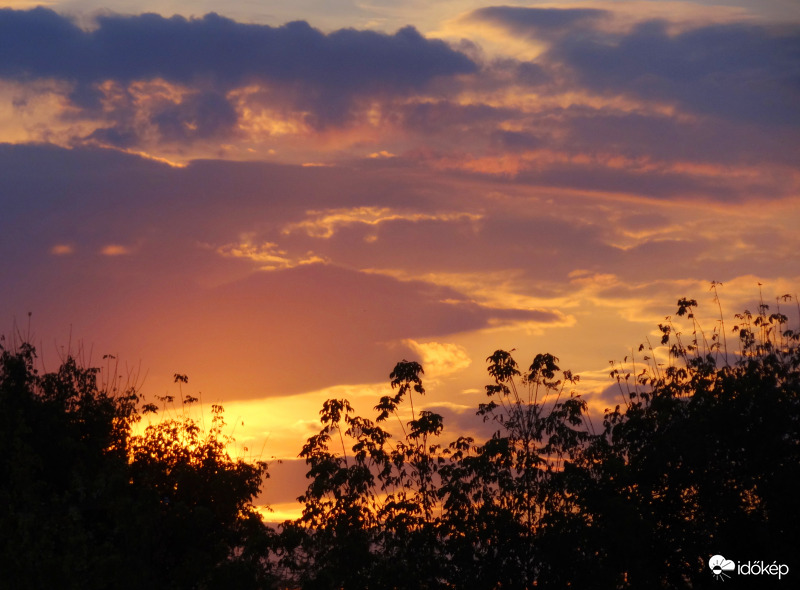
[1,0,799,519]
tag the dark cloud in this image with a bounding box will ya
[391,96,798,184]
[84,89,240,147]
[490,129,545,151]
[467,7,800,126]
[430,156,756,202]
[515,61,551,86]
[513,161,754,201]
[0,8,474,90]
[554,106,800,167]
[86,125,141,149]
[0,7,476,135]
[550,19,800,126]
[391,100,518,134]
[152,91,239,141]
[0,143,440,244]
[469,6,610,40]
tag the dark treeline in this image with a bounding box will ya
[1,293,798,589]
[0,343,274,589]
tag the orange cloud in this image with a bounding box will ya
[281,207,482,239]
[100,244,131,256]
[216,239,327,270]
[50,244,74,255]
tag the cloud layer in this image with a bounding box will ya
[0,7,475,136]
[1,5,796,185]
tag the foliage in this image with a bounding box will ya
[572,291,800,588]
[0,340,276,589]
[282,352,592,588]
[280,361,448,588]
[3,288,798,588]
[285,290,800,588]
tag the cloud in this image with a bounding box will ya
[50,243,74,255]
[216,239,327,270]
[394,100,519,134]
[1,5,797,193]
[520,13,800,126]
[0,143,573,398]
[100,244,132,256]
[119,263,563,397]
[4,143,796,312]
[468,6,611,40]
[280,206,481,239]
[0,7,476,138]
[369,150,395,159]
[403,339,472,379]
[458,5,800,139]
[554,106,800,168]
[0,9,476,89]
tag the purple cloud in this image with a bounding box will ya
[468,7,800,126]
[469,6,610,40]
[0,9,475,90]
[0,8,476,137]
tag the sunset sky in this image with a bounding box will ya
[2,0,799,519]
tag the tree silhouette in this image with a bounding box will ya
[283,362,448,588]
[288,291,799,588]
[3,288,797,589]
[560,294,800,588]
[0,341,276,589]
